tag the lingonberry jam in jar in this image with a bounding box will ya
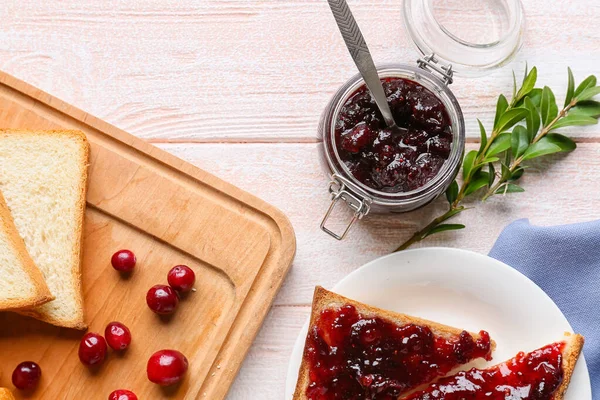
[334,77,453,193]
[319,63,465,240]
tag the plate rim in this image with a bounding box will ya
[284,247,591,398]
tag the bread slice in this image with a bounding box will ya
[293,286,495,399]
[0,130,89,329]
[0,388,15,400]
[553,333,585,400]
[0,190,53,311]
[401,332,584,400]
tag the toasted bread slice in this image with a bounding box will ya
[549,333,584,400]
[401,332,584,400]
[0,389,14,400]
[0,388,14,400]
[293,286,495,399]
[0,130,89,329]
[0,190,53,311]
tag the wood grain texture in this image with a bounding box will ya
[2,0,600,398]
[0,0,599,142]
[0,72,295,399]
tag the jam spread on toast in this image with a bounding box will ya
[303,304,492,399]
[403,341,566,400]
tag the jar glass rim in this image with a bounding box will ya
[322,64,465,205]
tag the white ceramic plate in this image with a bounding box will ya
[285,248,591,399]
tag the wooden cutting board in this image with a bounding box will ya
[0,71,296,399]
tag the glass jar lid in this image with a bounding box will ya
[403,0,525,76]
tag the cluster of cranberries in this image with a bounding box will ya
[110,248,196,316]
[78,321,131,366]
[334,77,453,192]
[146,264,196,315]
[8,249,196,398]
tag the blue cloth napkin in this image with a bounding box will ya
[489,218,600,398]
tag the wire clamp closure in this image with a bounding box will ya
[320,174,371,240]
[417,54,454,85]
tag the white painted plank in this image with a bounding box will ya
[0,0,599,141]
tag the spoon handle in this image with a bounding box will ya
[327,0,396,128]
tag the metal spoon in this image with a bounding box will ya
[327,0,397,128]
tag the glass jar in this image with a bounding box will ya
[319,0,525,240]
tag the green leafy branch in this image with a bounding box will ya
[395,66,600,251]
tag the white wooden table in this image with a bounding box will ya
[3,1,600,398]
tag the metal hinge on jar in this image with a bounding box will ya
[417,54,454,85]
[320,175,372,240]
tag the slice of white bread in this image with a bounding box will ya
[0,190,53,311]
[0,388,15,400]
[0,129,89,329]
[293,286,496,399]
[401,332,584,400]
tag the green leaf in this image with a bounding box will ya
[527,88,543,107]
[462,150,478,180]
[550,114,598,130]
[524,97,541,140]
[423,224,466,238]
[488,163,496,187]
[576,86,600,102]
[445,180,459,205]
[495,183,525,194]
[516,66,537,101]
[541,86,558,127]
[574,75,597,97]
[495,108,528,133]
[522,63,529,84]
[547,133,577,151]
[477,119,487,155]
[511,125,530,158]
[494,95,509,129]
[509,166,525,181]
[483,156,500,163]
[486,132,512,157]
[565,67,575,107]
[464,171,490,196]
[522,133,576,160]
[570,101,600,117]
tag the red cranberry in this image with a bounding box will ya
[147,349,189,386]
[146,285,179,315]
[105,321,132,351]
[341,122,375,153]
[111,250,136,272]
[12,361,41,390]
[109,389,138,400]
[167,265,196,293]
[78,332,108,366]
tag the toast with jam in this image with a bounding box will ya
[401,332,584,400]
[293,286,495,399]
